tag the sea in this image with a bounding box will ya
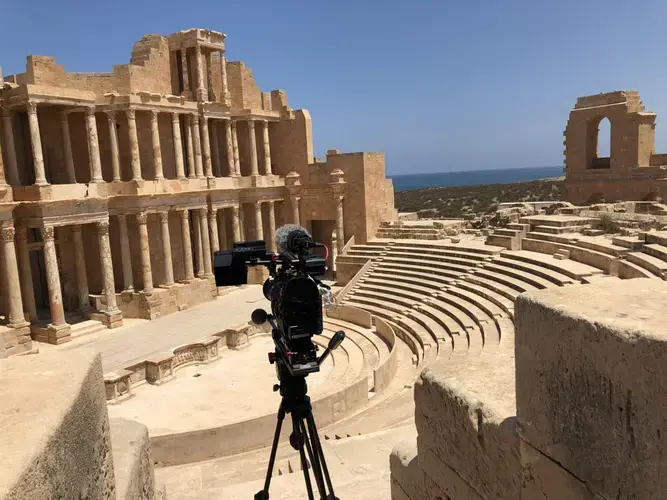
[389,166,564,192]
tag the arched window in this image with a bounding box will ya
[597,117,611,158]
[587,116,611,169]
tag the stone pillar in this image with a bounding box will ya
[107,111,121,182]
[231,205,242,243]
[41,226,66,326]
[336,196,345,254]
[210,120,221,176]
[194,44,207,101]
[150,110,164,180]
[97,221,120,315]
[209,208,220,253]
[180,47,190,96]
[0,224,25,326]
[220,50,230,104]
[267,201,276,252]
[160,211,174,286]
[179,209,195,281]
[231,121,240,176]
[186,115,196,178]
[199,208,213,276]
[193,214,204,278]
[16,227,37,322]
[137,212,153,293]
[117,215,134,291]
[171,113,185,179]
[290,197,300,225]
[200,116,213,178]
[206,52,214,101]
[26,101,47,186]
[254,201,264,240]
[217,209,228,250]
[1,110,19,186]
[248,120,259,176]
[127,109,142,181]
[71,225,90,312]
[191,115,204,178]
[261,120,272,175]
[224,119,235,176]
[60,113,76,183]
[0,135,4,187]
[85,107,103,183]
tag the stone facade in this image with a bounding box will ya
[0,28,396,356]
[564,90,667,204]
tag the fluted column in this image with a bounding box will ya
[150,110,164,180]
[210,120,221,176]
[171,113,186,179]
[71,225,90,312]
[41,226,65,326]
[191,115,204,178]
[180,47,190,96]
[85,107,103,182]
[1,224,25,326]
[107,111,121,182]
[200,116,213,178]
[219,50,230,104]
[160,211,174,286]
[60,113,76,183]
[193,214,204,277]
[231,205,241,243]
[137,212,153,293]
[231,121,240,176]
[336,196,345,254]
[127,109,142,181]
[199,208,213,276]
[267,201,276,252]
[1,110,19,186]
[224,120,235,176]
[261,120,272,175]
[26,101,47,186]
[248,120,259,176]
[117,215,134,291]
[186,115,196,178]
[209,208,220,253]
[16,227,37,322]
[254,201,264,240]
[194,44,207,101]
[97,221,119,312]
[179,209,195,281]
[290,197,300,225]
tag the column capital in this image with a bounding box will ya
[178,208,189,220]
[71,224,83,233]
[96,220,110,235]
[26,101,38,114]
[0,224,15,242]
[150,109,159,120]
[248,119,255,131]
[106,110,117,122]
[191,114,200,125]
[231,205,240,216]
[16,225,29,242]
[85,106,96,117]
[59,111,69,123]
[126,108,136,120]
[41,226,55,242]
[199,206,209,217]
[136,212,149,225]
[171,112,180,122]
[117,213,127,223]
[160,211,170,223]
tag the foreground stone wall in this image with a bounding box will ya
[392,279,667,499]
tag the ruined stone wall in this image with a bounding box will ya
[269,109,313,178]
[226,62,262,110]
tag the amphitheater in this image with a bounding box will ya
[2,31,667,500]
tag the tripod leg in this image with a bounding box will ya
[293,415,316,500]
[256,403,287,499]
[299,419,328,499]
[306,412,336,498]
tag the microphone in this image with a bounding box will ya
[274,224,312,254]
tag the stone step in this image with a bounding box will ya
[519,215,597,227]
[70,319,107,338]
[349,289,417,310]
[379,256,474,275]
[616,259,657,280]
[506,223,531,234]
[611,236,644,251]
[366,239,501,256]
[469,267,542,294]
[642,244,667,263]
[500,250,601,280]
[492,228,521,237]
[491,256,575,286]
[533,224,589,235]
[574,237,629,257]
[643,231,667,246]
[415,302,477,352]
[526,231,580,245]
[355,282,428,305]
[361,276,439,297]
[486,234,517,251]
[368,271,446,292]
[422,297,477,332]
[462,274,520,303]
[432,291,492,329]
[521,238,618,274]
[479,262,558,290]
[388,245,491,262]
[384,249,486,267]
[452,280,515,318]
[392,315,443,361]
[625,252,667,278]
[346,250,384,258]
[373,262,460,282]
[336,255,371,265]
[444,285,506,318]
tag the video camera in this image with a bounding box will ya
[213,225,334,377]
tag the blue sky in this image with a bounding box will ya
[1,0,666,175]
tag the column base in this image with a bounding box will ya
[46,323,72,345]
[102,309,124,329]
[207,177,217,189]
[2,322,32,356]
[159,283,179,289]
[250,174,262,187]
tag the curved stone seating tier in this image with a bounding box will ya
[364,272,446,294]
[367,239,501,256]
[455,279,516,317]
[625,252,667,279]
[387,245,493,263]
[500,249,602,280]
[378,256,476,276]
[381,251,486,269]
[469,267,543,294]
[521,237,618,274]
[355,281,432,303]
[445,283,508,319]
[616,259,658,279]
[478,261,559,290]
[489,256,576,286]
[372,261,460,282]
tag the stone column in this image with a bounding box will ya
[127,109,142,181]
[136,212,153,293]
[186,115,196,178]
[171,113,185,180]
[1,224,26,326]
[231,205,241,243]
[179,209,195,281]
[199,208,213,276]
[71,225,90,312]
[254,201,264,240]
[117,215,134,291]
[1,110,19,186]
[210,120,221,176]
[267,201,276,252]
[107,111,121,182]
[194,44,207,101]
[150,110,164,180]
[231,121,240,176]
[206,52,214,101]
[160,211,174,286]
[248,120,259,176]
[193,214,204,278]
[209,208,220,253]
[290,197,300,225]
[191,115,204,178]
[200,116,213,178]
[97,220,119,313]
[261,120,272,175]
[217,209,227,250]
[60,113,76,183]
[224,120,235,176]
[16,227,37,322]
[219,50,230,104]
[180,47,190,96]
[85,107,103,183]
[336,196,345,254]
[41,226,66,326]
[0,134,5,187]
[26,101,47,186]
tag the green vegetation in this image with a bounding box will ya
[595,213,621,234]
